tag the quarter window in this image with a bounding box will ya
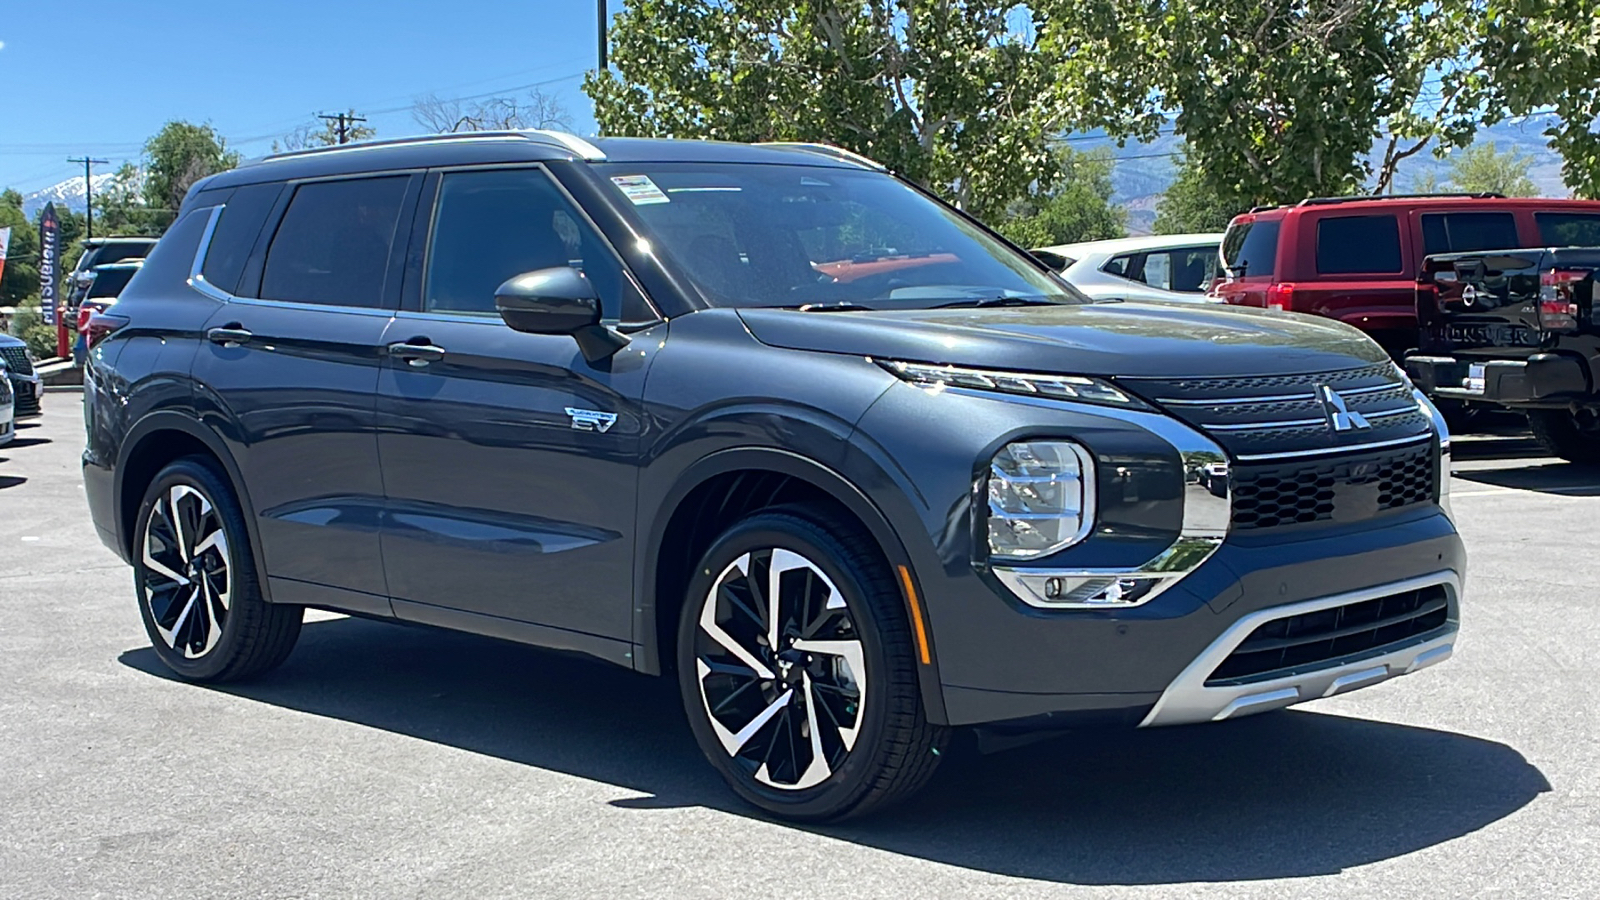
[423,168,634,319]
[201,182,283,296]
[1420,212,1518,255]
[260,177,409,308]
[1316,215,1402,274]
[1536,212,1600,247]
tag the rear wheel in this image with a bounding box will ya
[677,507,944,821]
[1527,408,1600,465]
[133,457,302,681]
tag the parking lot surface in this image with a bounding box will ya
[1,399,1597,899]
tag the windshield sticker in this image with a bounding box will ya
[611,175,670,205]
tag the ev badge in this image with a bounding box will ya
[565,407,618,433]
[1317,385,1370,433]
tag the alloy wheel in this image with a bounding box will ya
[140,484,232,659]
[693,548,867,791]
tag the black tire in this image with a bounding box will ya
[132,456,302,682]
[1527,409,1600,465]
[676,506,945,821]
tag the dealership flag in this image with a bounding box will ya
[0,226,10,285]
[39,203,60,325]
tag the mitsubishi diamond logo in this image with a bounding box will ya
[1317,385,1370,432]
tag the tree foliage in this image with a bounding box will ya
[274,110,377,152]
[585,0,1067,222]
[143,121,241,213]
[1433,141,1540,197]
[412,88,572,133]
[997,148,1125,247]
[1153,156,1240,235]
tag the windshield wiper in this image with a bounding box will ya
[931,296,1061,309]
[796,302,876,312]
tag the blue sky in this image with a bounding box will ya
[0,1,606,194]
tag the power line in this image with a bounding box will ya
[317,111,369,145]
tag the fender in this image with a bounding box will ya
[634,445,949,725]
[115,410,275,604]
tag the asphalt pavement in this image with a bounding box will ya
[1,398,1596,899]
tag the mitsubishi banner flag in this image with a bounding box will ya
[39,202,60,326]
[0,225,10,285]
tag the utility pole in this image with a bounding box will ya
[66,156,109,241]
[317,111,368,145]
[597,0,607,72]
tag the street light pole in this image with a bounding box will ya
[597,0,607,72]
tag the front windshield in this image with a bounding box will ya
[598,162,1085,310]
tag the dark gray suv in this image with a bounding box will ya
[82,132,1464,821]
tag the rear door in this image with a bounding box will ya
[1293,211,1416,356]
[191,173,421,615]
[373,166,660,653]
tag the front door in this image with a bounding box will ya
[375,167,660,646]
[191,174,417,612]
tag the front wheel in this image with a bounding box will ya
[677,507,944,821]
[1527,408,1600,465]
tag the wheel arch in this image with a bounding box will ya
[636,446,947,725]
[115,411,274,603]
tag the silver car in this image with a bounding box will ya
[1032,233,1226,302]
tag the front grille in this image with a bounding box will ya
[0,346,32,376]
[1121,363,1433,459]
[1230,442,1435,530]
[12,383,40,417]
[1207,585,1451,684]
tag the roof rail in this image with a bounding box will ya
[756,142,887,170]
[1299,192,1506,206]
[259,129,605,163]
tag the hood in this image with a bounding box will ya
[736,301,1388,378]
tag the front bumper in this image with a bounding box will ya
[1139,572,1457,726]
[1407,353,1591,407]
[7,372,43,418]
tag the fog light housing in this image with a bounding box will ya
[987,440,1094,559]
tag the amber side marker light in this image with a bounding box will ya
[896,565,932,666]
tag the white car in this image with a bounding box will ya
[0,358,14,448]
[1032,233,1226,302]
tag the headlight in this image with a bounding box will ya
[881,361,1146,408]
[987,440,1094,559]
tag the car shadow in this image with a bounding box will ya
[1453,461,1600,496]
[0,436,51,450]
[120,617,1549,885]
[0,474,25,490]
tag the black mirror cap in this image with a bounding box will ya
[495,267,602,335]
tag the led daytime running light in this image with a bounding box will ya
[882,361,1140,407]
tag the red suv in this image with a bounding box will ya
[1211,194,1600,358]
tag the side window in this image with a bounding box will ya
[1316,215,1402,274]
[1420,212,1518,255]
[1102,254,1133,277]
[1536,212,1600,246]
[423,168,634,319]
[1169,248,1219,292]
[1141,252,1171,288]
[200,182,283,295]
[260,176,409,308]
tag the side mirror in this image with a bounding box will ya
[495,267,630,363]
[1029,249,1070,273]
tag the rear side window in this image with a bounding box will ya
[1420,212,1518,255]
[1221,219,1280,278]
[1536,212,1600,247]
[424,168,637,320]
[261,177,409,308]
[201,182,283,295]
[1316,215,1402,274]
[87,268,138,299]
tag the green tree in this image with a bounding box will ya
[997,148,1125,247]
[7,303,56,359]
[1435,141,1539,196]
[143,121,241,213]
[586,0,1067,223]
[1040,1,1446,209]
[1153,156,1241,234]
[1,189,39,309]
[96,164,171,236]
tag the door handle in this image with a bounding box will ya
[387,339,447,366]
[206,325,253,347]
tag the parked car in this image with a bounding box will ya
[0,356,13,447]
[1407,247,1600,462]
[1211,193,1600,358]
[1031,233,1225,302]
[67,237,158,309]
[83,132,1462,821]
[73,260,145,363]
[0,333,42,419]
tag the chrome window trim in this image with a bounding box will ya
[1139,570,1460,727]
[186,202,398,319]
[988,405,1230,610]
[755,142,885,170]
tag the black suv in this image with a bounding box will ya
[83,132,1464,820]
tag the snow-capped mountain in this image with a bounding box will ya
[20,173,119,219]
